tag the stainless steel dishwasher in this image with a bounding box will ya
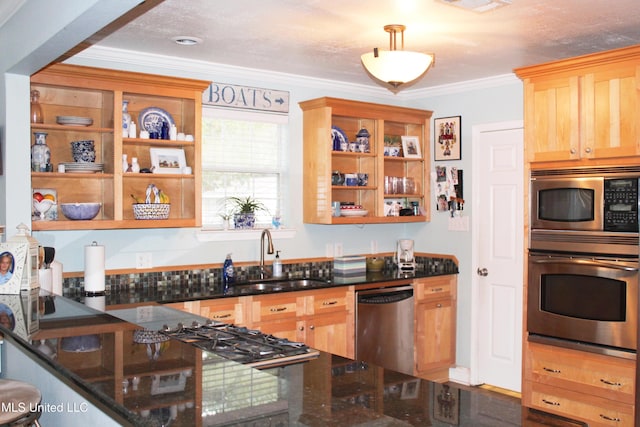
[356,284,414,375]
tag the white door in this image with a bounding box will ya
[470,121,524,392]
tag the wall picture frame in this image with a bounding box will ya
[150,147,187,174]
[401,136,422,158]
[434,116,461,161]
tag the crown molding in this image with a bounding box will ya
[66,46,392,98]
[407,74,521,99]
[66,46,519,100]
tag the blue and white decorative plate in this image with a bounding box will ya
[331,126,349,151]
[138,107,175,134]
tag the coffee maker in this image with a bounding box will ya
[396,239,415,272]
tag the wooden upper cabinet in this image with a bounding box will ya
[515,44,640,167]
[30,64,210,230]
[299,97,432,224]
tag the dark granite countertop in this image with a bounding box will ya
[66,264,459,308]
[0,290,531,427]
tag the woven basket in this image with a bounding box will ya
[132,203,170,220]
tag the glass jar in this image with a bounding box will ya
[31,132,51,172]
[30,89,43,124]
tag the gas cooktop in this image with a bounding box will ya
[108,306,319,369]
[160,321,319,368]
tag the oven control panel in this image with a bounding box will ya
[604,178,639,232]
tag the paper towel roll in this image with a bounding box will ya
[38,268,52,293]
[85,295,106,312]
[84,241,105,295]
[50,260,63,295]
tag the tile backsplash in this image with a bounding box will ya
[62,255,458,296]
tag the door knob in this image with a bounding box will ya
[477,267,488,276]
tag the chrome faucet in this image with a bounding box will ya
[260,228,275,279]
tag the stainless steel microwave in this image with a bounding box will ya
[530,167,640,233]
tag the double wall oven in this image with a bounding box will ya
[528,166,640,358]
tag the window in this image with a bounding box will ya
[201,107,287,228]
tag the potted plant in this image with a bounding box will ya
[228,196,267,229]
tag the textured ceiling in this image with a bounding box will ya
[93,0,640,89]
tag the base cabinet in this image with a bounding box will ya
[248,287,354,359]
[167,275,457,374]
[523,342,635,426]
[170,287,355,359]
[412,276,457,379]
[298,310,350,358]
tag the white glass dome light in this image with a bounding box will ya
[361,25,435,88]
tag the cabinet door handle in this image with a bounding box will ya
[430,287,443,292]
[213,313,231,319]
[584,147,592,154]
[309,325,315,330]
[541,399,560,406]
[600,378,622,387]
[436,303,442,308]
[599,414,621,422]
[322,300,338,306]
[270,307,287,312]
[570,147,577,154]
[542,367,561,374]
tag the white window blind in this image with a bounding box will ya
[201,106,287,228]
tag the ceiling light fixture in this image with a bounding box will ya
[361,25,434,89]
[171,36,202,46]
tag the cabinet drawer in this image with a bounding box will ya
[526,343,635,404]
[306,289,350,315]
[199,298,244,325]
[414,277,454,302]
[250,293,301,323]
[524,380,635,427]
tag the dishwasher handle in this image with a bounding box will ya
[357,289,413,304]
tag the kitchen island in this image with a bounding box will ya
[0,290,535,426]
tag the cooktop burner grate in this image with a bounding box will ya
[159,321,317,367]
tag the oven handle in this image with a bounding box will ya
[531,257,639,272]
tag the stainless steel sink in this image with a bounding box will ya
[229,278,330,294]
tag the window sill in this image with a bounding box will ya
[195,227,297,242]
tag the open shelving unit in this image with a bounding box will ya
[30,64,210,230]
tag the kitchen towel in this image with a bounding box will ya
[84,241,105,295]
[50,260,63,295]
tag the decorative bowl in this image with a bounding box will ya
[132,203,170,220]
[60,202,101,220]
[33,199,55,219]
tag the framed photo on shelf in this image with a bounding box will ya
[434,116,461,161]
[401,136,421,158]
[150,147,186,174]
[0,242,29,295]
